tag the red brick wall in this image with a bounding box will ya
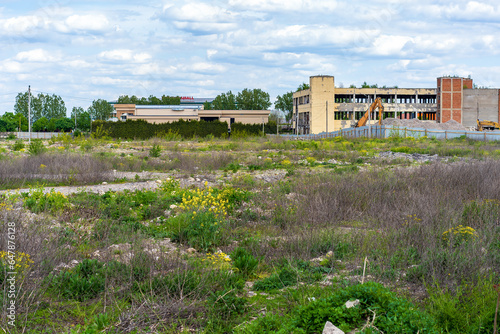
[436,77,472,124]
[463,78,473,89]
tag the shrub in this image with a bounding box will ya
[441,225,478,247]
[253,267,298,291]
[49,259,125,301]
[23,188,69,213]
[172,210,225,252]
[288,282,439,333]
[231,247,259,277]
[12,139,24,151]
[28,139,46,155]
[149,144,161,157]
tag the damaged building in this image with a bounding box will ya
[292,75,500,134]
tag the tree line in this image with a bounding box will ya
[3,92,114,132]
[117,95,181,105]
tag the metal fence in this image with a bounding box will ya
[274,125,500,141]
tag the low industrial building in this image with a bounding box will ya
[293,75,500,134]
[112,97,270,127]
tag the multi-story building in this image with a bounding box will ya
[293,75,500,134]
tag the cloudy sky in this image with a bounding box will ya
[1,0,500,115]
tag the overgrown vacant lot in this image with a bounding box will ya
[1,134,499,333]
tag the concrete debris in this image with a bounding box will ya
[344,299,360,308]
[382,118,467,131]
[323,321,345,334]
[378,151,446,162]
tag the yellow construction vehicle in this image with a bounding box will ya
[355,97,384,127]
[476,119,500,131]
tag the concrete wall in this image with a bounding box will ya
[463,89,500,127]
[309,76,335,134]
[336,103,436,113]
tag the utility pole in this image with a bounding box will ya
[368,98,372,138]
[28,85,31,143]
[75,109,77,130]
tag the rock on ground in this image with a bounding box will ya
[323,321,345,334]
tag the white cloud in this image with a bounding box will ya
[0,60,23,73]
[415,1,500,21]
[14,49,60,62]
[65,14,109,32]
[0,11,112,38]
[0,15,45,35]
[228,0,338,12]
[98,49,152,62]
[160,2,239,33]
[188,62,226,73]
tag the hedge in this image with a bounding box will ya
[91,119,228,139]
[91,119,277,139]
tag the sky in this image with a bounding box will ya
[1,0,500,115]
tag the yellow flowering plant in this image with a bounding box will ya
[0,251,34,283]
[22,187,69,213]
[442,225,478,247]
[202,251,232,270]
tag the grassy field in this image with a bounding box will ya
[0,133,499,333]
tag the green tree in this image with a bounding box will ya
[71,107,91,131]
[0,112,26,131]
[87,99,113,121]
[209,91,237,110]
[47,118,57,132]
[14,92,29,119]
[161,95,181,105]
[116,95,180,105]
[274,91,293,122]
[33,117,49,132]
[117,95,132,104]
[14,92,66,123]
[236,88,271,110]
[42,94,66,119]
[55,117,74,132]
[296,83,310,91]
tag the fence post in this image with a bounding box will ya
[485,132,487,141]
[405,128,407,138]
[445,131,447,139]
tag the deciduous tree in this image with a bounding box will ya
[87,99,114,121]
[236,88,271,110]
[275,91,293,122]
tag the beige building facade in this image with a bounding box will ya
[112,104,269,127]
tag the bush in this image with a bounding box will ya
[49,259,125,301]
[93,119,228,140]
[231,247,259,277]
[253,267,298,291]
[23,188,69,213]
[172,211,226,252]
[12,139,24,151]
[28,139,46,155]
[149,144,161,157]
[246,282,439,333]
